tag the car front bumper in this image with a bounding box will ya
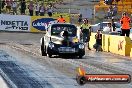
[47,47,85,56]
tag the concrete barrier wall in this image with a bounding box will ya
[89,33,96,49]
[90,32,132,57]
[130,49,132,58]
[109,35,132,56]
[102,34,110,52]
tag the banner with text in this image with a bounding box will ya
[0,14,31,32]
[31,16,70,32]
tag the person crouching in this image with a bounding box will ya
[94,30,102,52]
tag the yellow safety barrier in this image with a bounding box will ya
[102,34,110,52]
[89,33,110,51]
[89,33,109,51]
[89,33,132,57]
[130,49,132,58]
[109,35,132,56]
[89,33,96,49]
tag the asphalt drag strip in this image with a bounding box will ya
[0,49,79,88]
[0,75,9,88]
[0,32,132,88]
[10,43,132,88]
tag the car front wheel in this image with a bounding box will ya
[41,38,47,56]
[41,45,47,56]
[47,47,53,58]
[78,55,83,59]
[48,54,52,58]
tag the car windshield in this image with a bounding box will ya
[51,24,77,37]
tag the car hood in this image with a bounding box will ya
[50,36,79,45]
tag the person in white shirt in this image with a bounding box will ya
[47,6,53,17]
[103,23,112,33]
[12,1,17,15]
[39,3,45,16]
[35,2,39,16]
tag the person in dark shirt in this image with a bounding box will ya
[78,14,82,25]
[20,0,26,15]
[111,19,116,31]
[61,31,70,46]
[94,30,102,52]
[2,1,6,9]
